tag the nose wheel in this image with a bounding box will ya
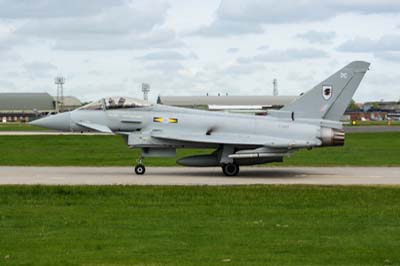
[135,164,146,175]
[135,157,146,175]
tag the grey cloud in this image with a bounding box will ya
[0,52,21,62]
[5,71,21,78]
[11,0,180,51]
[23,61,57,78]
[361,72,400,101]
[189,20,264,37]
[337,35,400,61]
[296,31,336,44]
[0,0,123,18]
[218,1,329,24]
[18,3,168,37]
[87,70,104,76]
[137,51,195,61]
[52,29,183,51]
[257,45,269,51]
[287,71,314,82]
[0,34,27,51]
[0,36,11,51]
[227,48,239,53]
[218,0,400,24]
[236,57,253,64]
[0,35,22,61]
[192,0,400,37]
[238,48,328,63]
[146,61,184,75]
[0,79,16,89]
[338,35,400,52]
[224,63,265,76]
[374,51,400,62]
[332,0,400,14]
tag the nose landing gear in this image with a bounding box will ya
[135,157,146,175]
[135,164,146,175]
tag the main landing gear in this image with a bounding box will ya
[135,157,146,175]
[222,163,240,177]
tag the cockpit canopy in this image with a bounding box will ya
[79,97,152,110]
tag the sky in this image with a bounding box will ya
[0,0,399,103]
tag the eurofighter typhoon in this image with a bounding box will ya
[31,61,370,176]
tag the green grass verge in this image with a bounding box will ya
[1,185,400,265]
[0,123,47,131]
[0,132,399,166]
[344,120,400,127]
[278,132,400,166]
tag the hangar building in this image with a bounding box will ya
[52,96,82,111]
[0,92,81,122]
[157,95,297,111]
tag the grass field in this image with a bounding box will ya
[344,120,400,127]
[0,123,46,131]
[0,132,399,166]
[1,185,400,266]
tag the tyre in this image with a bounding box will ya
[222,163,240,176]
[135,164,146,175]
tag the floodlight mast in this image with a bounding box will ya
[273,79,278,96]
[55,77,65,113]
[142,83,150,101]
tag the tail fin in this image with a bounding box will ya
[281,61,370,121]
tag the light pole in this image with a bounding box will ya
[55,77,65,113]
[142,83,150,101]
[273,79,278,96]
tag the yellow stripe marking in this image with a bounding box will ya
[168,118,178,123]
[153,117,163,123]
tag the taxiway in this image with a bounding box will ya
[0,166,399,186]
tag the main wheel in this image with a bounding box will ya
[222,163,240,176]
[135,164,146,175]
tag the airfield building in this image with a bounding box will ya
[0,92,81,122]
[157,95,297,111]
[52,96,82,112]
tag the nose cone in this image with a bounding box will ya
[30,112,71,131]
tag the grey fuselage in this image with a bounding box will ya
[65,104,326,150]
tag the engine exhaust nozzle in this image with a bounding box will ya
[320,128,345,146]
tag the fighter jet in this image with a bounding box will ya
[31,61,370,176]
